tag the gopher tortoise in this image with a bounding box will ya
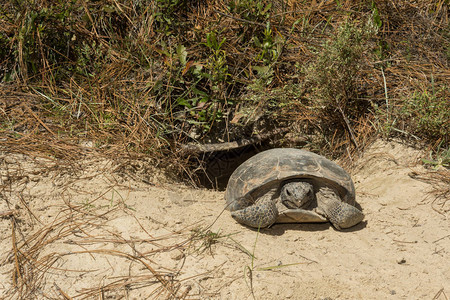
[225,148,364,230]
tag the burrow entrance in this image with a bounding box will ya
[185,128,305,190]
[191,142,273,190]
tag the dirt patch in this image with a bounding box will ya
[0,140,448,299]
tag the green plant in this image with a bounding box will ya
[176,31,231,131]
[370,1,390,61]
[80,199,96,210]
[153,0,187,33]
[422,146,449,170]
[228,0,272,23]
[11,1,78,81]
[400,84,449,142]
[76,40,105,77]
[163,32,230,132]
[371,1,382,29]
[190,228,227,255]
[204,31,229,85]
[243,224,260,299]
[0,0,448,181]
[304,19,377,150]
[306,20,376,107]
[253,22,283,64]
[250,65,274,91]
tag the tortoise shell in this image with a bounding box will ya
[225,148,355,211]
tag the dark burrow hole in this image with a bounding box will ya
[191,141,274,191]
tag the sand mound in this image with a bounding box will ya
[0,140,448,299]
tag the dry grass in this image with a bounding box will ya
[411,168,450,215]
[4,206,198,299]
[0,1,447,158]
[0,0,447,188]
[0,159,211,299]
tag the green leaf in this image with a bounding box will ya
[176,97,192,108]
[103,5,116,13]
[192,87,208,97]
[254,36,261,47]
[262,3,272,15]
[371,2,382,28]
[206,32,217,49]
[176,44,187,66]
[253,65,270,75]
[218,37,226,49]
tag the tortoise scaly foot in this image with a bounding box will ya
[231,200,278,228]
[317,187,364,230]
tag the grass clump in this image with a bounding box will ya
[399,85,449,143]
[1,1,79,82]
[422,146,449,170]
[303,19,378,153]
[228,0,272,23]
[306,20,376,108]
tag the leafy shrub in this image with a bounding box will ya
[304,19,377,151]
[400,86,449,143]
[306,20,376,112]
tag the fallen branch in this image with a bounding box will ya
[180,128,292,155]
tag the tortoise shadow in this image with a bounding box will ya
[257,220,368,236]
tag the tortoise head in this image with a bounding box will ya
[280,181,314,209]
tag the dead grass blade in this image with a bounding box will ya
[3,192,201,299]
[410,168,450,215]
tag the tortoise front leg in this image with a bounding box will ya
[315,187,364,230]
[231,194,278,228]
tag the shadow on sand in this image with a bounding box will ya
[250,219,368,236]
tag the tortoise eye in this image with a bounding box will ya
[285,189,292,196]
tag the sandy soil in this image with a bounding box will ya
[0,140,448,299]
